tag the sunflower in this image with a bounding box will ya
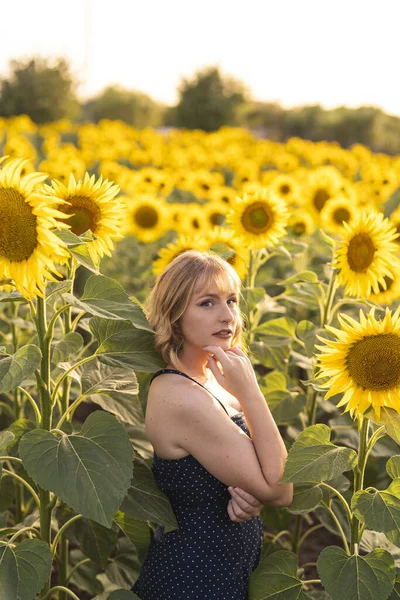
[226,188,288,250]
[45,172,123,263]
[269,173,301,206]
[316,306,400,419]
[370,267,400,306]
[335,211,399,298]
[203,201,229,228]
[209,186,237,206]
[320,196,359,235]
[389,205,400,243]
[152,233,208,275]
[204,226,248,280]
[302,166,345,219]
[125,194,170,243]
[0,156,70,298]
[180,203,208,235]
[288,212,315,236]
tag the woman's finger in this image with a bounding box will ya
[230,487,261,508]
[231,497,252,520]
[228,488,254,514]
[227,499,243,522]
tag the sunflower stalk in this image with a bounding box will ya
[35,292,55,598]
[350,417,369,554]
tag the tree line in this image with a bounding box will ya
[0,56,399,154]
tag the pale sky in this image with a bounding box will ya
[2,0,400,114]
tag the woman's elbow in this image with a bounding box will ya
[264,484,293,508]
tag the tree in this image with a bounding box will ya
[0,56,79,123]
[173,66,247,131]
[84,85,165,128]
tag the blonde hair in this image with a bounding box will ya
[143,250,248,368]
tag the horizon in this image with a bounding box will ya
[1,0,400,117]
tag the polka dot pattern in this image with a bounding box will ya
[132,369,264,599]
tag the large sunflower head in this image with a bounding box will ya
[335,210,400,298]
[152,233,208,275]
[204,226,248,280]
[0,156,70,298]
[225,188,288,250]
[44,172,123,261]
[316,306,400,419]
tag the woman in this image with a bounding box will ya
[132,250,293,599]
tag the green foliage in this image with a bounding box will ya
[0,345,42,393]
[0,56,79,122]
[19,412,133,527]
[317,546,395,600]
[0,539,53,600]
[281,425,357,484]
[249,550,311,599]
[173,66,247,131]
[84,85,164,128]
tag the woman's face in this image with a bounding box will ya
[178,277,240,352]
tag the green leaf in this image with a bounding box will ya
[55,230,100,273]
[65,274,154,332]
[114,511,151,563]
[250,341,291,371]
[389,568,400,599]
[105,537,140,589]
[0,345,42,393]
[366,407,400,446]
[120,454,178,531]
[242,287,266,311]
[248,549,310,599]
[51,332,84,366]
[270,393,306,424]
[74,518,118,568]
[91,318,165,372]
[19,412,133,527]
[0,538,52,600]
[352,479,400,545]
[279,271,319,285]
[388,457,400,480]
[81,360,139,396]
[0,431,14,453]
[317,545,395,600]
[296,321,324,357]
[253,317,297,346]
[288,484,323,514]
[281,424,357,484]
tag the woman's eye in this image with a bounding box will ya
[201,298,237,307]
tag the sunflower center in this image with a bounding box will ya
[0,188,38,261]
[347,333,400,390]
[334,208,351,224]
[291,221,306,235]
[347,233,376,272]
[313,188,331,211]
[60,195,102,236]
[241,201,273,234]
[210,211,224,226]
[280,184,290,195]
[134,206,159,229]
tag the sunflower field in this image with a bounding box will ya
[2,114,400,599]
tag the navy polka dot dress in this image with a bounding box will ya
[132,368,264,599]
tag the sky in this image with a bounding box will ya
[1,0,400,115]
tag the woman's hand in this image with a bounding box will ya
[227,486,264,522]
[203,345,259,400]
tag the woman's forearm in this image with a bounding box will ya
[240,389,292,499]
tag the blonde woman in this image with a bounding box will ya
[132,251,292,599]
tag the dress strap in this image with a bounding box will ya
[150,368,230,417]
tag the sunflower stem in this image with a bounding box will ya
[35,292,55,599]
[291,514,303,553]
[351,417,369,553]
[60,260,76,421]
[321,267,338,328]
